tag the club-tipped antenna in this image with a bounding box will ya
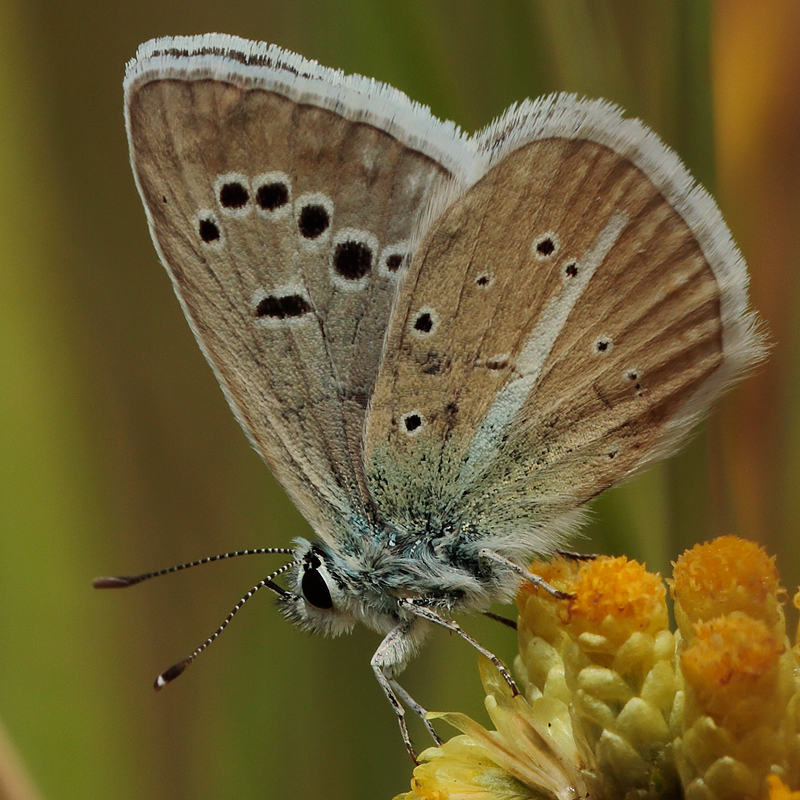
[92,548,295,588]
[154,559,301,690]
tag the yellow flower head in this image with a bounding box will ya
[398,735,537,800]
[681,611,785,720]
[564,556,668,646]
[396,658,586,800]
[397,538,800,800]
[769,775,800,799]
[673,550,798,799]
[670,535,783,639]
[516,557,581,676]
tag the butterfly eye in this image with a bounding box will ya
[301,566,333,610]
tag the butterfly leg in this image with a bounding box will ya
[389,678,443,746]
[482,610,518,630]
[555,548,597,562]
[371,622,421,762]
[399,599,518,695]
[478,549,574,600]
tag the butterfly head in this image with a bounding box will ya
[278,539,363,637]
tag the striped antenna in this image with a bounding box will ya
[92,548,295,588]
[154,559,301,689]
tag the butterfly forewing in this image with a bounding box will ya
[365,101,754,545]
[125,49,457,536]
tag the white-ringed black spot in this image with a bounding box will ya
[215,174,251,217]
[533,233,559,259]
[414,313,434,336]
[414,313,433,333]
[379,242,409,279]
[595,337,613,353]
[625,368,643,392]
[295,193,333,243]
[410,307,438,339]
[255,294,313,320]
[219,181,249,209]
[254,172,292,218]
[564,262,578,278]
[330,229,379,290]
[537,239,555,255]
[256,182,289,211]
[402,412,424,434]
[386,254,404,272]
[608,449,619,460]
[333,240,373,280]
[299,204,330,239]
[198,217,220,243]
[252,285,312,326]
[475,273,493,287]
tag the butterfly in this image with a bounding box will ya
[104,33,764,760]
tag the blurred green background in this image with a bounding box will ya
[1,1,798,799]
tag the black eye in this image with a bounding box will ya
[301,567,333,609]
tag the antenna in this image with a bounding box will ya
[93,548,300,688]
[154,560,301,689]
[93,548,294,588]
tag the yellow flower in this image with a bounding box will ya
[517,555,679,798]
[670,535,784,641]
[669,536,800,798]
[565,556,669,642]
[395,657,587,800]
[396,735,537,800]
[769,774,800,799]
[681,612,784,715]
[396,537,800,800]
[675,612,792,798]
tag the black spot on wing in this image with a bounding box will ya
[255,294,313,319]
[198,218,220,243]
[299,204,330,238]
[256,181,289,211]
[385,254,404,272]
[219,182,249,209]
[333,240,373,280]
[414,312,434,334]
[403,413,422,433]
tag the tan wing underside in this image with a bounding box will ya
[128,79,451,536]
[365,137,723,540]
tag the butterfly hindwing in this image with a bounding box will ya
[364,97,761,547]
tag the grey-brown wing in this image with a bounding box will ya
[125,37,465,538]
[365,96,763,550]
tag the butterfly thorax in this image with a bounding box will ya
[278,527,519,640]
